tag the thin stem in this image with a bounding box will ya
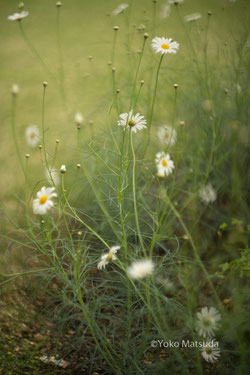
[11,95,28,183]
[56,5,66,106]
[130,130,145,253]
[18,21,52,78]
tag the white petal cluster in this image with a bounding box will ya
[74,112,84,125]
[157,126,177,146]
[127,260,154,279]
[25,125,40,147]
[33,186,57,215]
[97,246,120,270]
[155,152,175,177]
[8,11,29,21]
[152,37,179,55]
[117,110,147,133]
[196,307,221,338]
[199,184,217,204]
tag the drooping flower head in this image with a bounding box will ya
[201,342,221,363]
[157,126,177,146]
[33,186,57,215]
[8,11,29,21]
[127,260,154,279]
[160,4,171,18]
[196,307,221,338]
[155,152,175,177]
[168,0,184,4]
[26,125,40,147]
[45,166,60,186]
[199,184,217,204]
[184,13,202,22]
[112,3,129,16]
[152,37,179,55]
[97,246,120,270]
[117,110,147,133]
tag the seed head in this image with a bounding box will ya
[113,26,119,31]
[56,2,62,7]
[18,2,24,10]
[56,139,60,144]
[76,163,81,169]
[77,231,82,236]
[140,80,145,86]
[174,83,178,89]
[38,144,42,149]
[116,88,120,94]
[144,32,149,39]
[208,11,212,16]
[224,88,228,94]
[112,67,116,72]
[43,81,48,88]
[25,153,30,158]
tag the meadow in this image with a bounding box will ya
[0,0,249,374]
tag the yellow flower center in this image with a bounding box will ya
[162,160,168,167]
[30,132,35,139]
[161,43,170,50]
[205,347,212,354]
[39,195,48,205]
[128,120,136,127]
[165,133,170,139]
[106,253,113,261]
[203,317,212,326]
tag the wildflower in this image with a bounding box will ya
[8,11,29,21]
[127,260,155,279]
[97,246,120,270]
[199,184,217,204]
[33,186,57,215]
[45,166,60,186]
[25,125,40,147]
[112,3,129,16]
[39,355,68,367]
[201,343,221,363]
[184,13,202,22]
[11,84,19,96]
[74,112,84,125]
[117,110,147,133]
[155,152,175,177]
[157,126,177,146]
[151,37,179,55]
[60,165,66,173]
[160,4,171,18]
[196,307,221,338]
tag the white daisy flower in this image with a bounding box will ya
[74,112,84,125]
[33,186,57,215]
[160,4,171,18]
[127,260,154,279]
[201,343,221,363]
[157,126,177,146]
[112,3,129,16]
[184,13,202,22]
[45,166,60,186]
[97,246,120,270]
[168,0,184,4]
[25,125,40,147]
[196,307,221,338]
[152,37,179,55]
[8,11,29,21]
[117,110,147,133]
[155,152,175,177]
[199,184,217,204]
